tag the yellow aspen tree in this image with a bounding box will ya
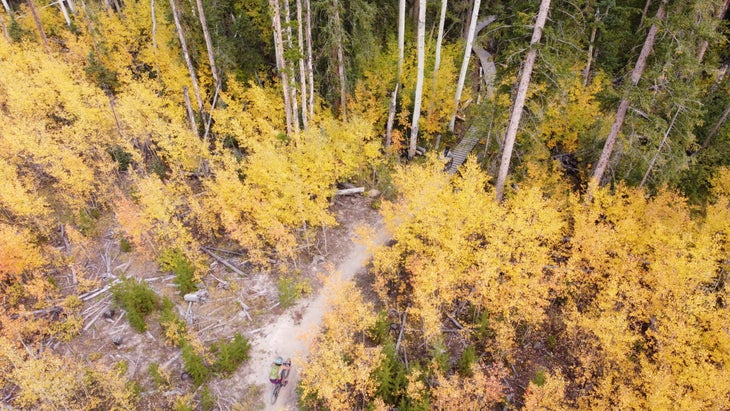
[299,280,383,409]
[431,363,507,409]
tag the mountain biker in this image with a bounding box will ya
[269,356,291,386]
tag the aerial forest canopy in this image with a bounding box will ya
[0,0,728,409]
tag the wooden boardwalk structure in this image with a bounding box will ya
[445,125,481,174]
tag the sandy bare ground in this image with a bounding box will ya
[224,206,388,410]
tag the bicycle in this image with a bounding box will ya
[270,358,291,405]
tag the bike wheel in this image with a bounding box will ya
[271,383,281,404]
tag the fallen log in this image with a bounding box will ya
[335,187,364,196]
[200,247,246,277]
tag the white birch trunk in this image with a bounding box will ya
[170,0,204,116]
[269,0,293,134]
[66,0,75,13]
[0,13,9,43]
[59,0,72,26]
[434,0,448,75]
[583,7,602,87]
[409,0,427,159]
[151,0,157,50]
[2,0,11,13]
[332,0,347,120]
[384,0,406,147]
[448,0,481,132]
[591,0,667,188]
[427,0,447,147]
[283,0,300,132]
[495,0,551,202]
[296,0,308,129]
[195,0,220,87]
[305,0,314,121]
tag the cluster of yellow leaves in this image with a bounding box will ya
[431,363,507,410]
[538,71,607,152]
[374,157,565,354]
[522,372,568,411]
[0,224,43,284]
[204,115,380,265]
[563,183,730,409]
[299,280,383,409]
[0,337,137,410]
[350,39,460,147]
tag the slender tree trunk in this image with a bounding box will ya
[332,0,347,120]
[583,7,603,87]
[591,0,667,188]
[428,0,448,132]
[639,0,652,27]
[699,103,730,152]
[183,86,199,134]
[296,0,308,129]
[0,13,10,43]
[283,0,300,132]
[385,0,406,147]
[409,0,426,159]
[448,0,481,132]
[170,0,204,119]
[66,0,75,13]
[640,107,680,187]
[1,0,11,14]
[696,0,730,63]
[434,0,448,76]
[495,0,551,202]
[305,0,314,121]
[27,0,49,52]
[195,0,220,87]
[151,0,157,50]
[269,0,293,134]
[59,0,72,26]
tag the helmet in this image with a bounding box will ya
[274,356,283,365]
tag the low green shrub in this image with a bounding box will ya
[200,386,215,411]
[211,333,251,376]
[119,237,132,252]
[111,277,160,332]
[532,368,547,387]
[457,345,477,377]
[277,276,311,308]
[158,249,197,296]
[181,341,210,386]
[148,363,168,388]
[366,310,392,344]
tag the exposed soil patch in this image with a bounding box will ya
[59,194,384,410]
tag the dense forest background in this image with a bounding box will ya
[0,0,729,409]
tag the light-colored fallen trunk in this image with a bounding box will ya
[296,0,308,129]
[170,0,204,117]
[408,0,426,159]
[335,187,364,196]
[448,0,481,132]
[195,0,220,87]
[269,0,294,134]
[385,0,406,148]
[495,0,551,202]
[591,0,668,188]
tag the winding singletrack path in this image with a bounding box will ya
[236,219,388,410]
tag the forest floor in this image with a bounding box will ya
[60,194,386,410]
[226,195,388,410]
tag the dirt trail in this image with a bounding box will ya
[234,215,388,410]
